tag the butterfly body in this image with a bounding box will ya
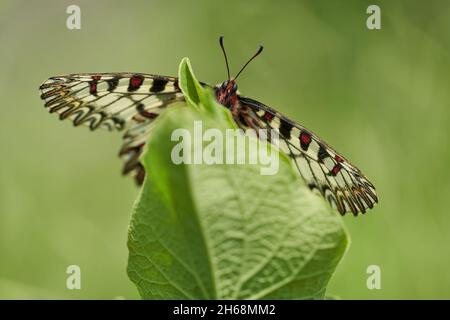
[39,39,378,215]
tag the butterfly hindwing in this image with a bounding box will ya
[39,73,185,182]
[237,96,378,215]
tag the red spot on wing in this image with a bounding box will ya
[335,155,344,162]
[89,82,97,94]
[263,112,274,122]
[129,75,144,91]
[136,103,158,119]
[90,75,101,95]
[131,76,143,87]
[329,163,342,176]
[299,131,312,151]
[141,111,158,119]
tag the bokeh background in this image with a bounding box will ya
[1,0,449,299]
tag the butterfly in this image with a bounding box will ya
[39,37,377,215]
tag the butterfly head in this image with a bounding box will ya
[216,79,238,109]
[216,36,263,109]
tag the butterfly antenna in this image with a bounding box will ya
[234,43,264,80]
[219,36,231,80]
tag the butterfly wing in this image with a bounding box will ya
[39,73,185,183]
[237,96,378,215]
[39,73,377,214]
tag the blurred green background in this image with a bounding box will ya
[1,0,449,299]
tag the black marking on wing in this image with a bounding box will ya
[279,119,293,139]
[107,77,120,91]
[150,78,169,93]
[317,144,329,162]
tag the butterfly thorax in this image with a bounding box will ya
[215,79,239,112]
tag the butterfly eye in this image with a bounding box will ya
[222,80,228,89]
[232,83,238,92]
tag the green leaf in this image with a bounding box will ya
[177,57,202,108]
[126,58,349,299]
[178,58,235,124]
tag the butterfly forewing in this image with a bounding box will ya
[237,96,378,215]
[39,73,184,182]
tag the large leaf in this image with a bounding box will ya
[126,58,348,299]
